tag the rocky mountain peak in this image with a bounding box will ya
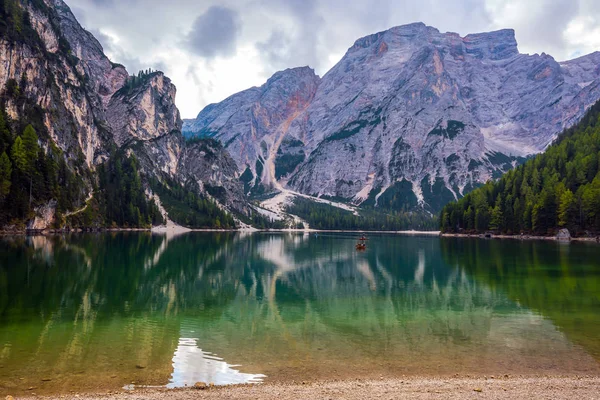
[264,66,319,106]
[261,66,321,114]
[266,66,319,84]
[347,23,519,62]
[463,28,518,60]
[183,64,321,190]
[47,0,128,108]
[108,71,182,149]
[349,22,431,51]
[50,0,105,57]
[1,0,251,230]
[184,23,600,213]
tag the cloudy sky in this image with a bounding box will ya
[67,0,600,118]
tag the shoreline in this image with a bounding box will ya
[441,232,600,243]
[3,228,599,243]
[0,228,442,236]
[13,375,600,399]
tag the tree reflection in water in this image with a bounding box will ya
[0,233,599,395]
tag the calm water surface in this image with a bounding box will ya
[1,232,599,395]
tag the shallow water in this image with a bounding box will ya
[0,232,599,395]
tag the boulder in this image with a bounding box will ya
[557,229,571,241]
[27,200,57,231]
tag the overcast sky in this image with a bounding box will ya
[66,0,600,118]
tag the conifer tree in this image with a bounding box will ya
[21,124,38,172]
[558,189,576,228]
[440,99,600,235]
[0,110,11,154]
[11,136,27,172]
[0,151,12,202]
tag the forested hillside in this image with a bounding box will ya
[0,103,89,227]
[0,99,164,229]
[0,0,255,232]
[0,98,234,229]
[440,101,600,236]
[288,197,438,231]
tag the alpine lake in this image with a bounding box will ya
[1,232,599,395]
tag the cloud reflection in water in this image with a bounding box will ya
[167,338,266,387]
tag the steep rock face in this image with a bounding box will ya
[183,67,321,190]
[107,72,183,179]
[50,0,128,109]
[0,0,112,211]
[184,23,600,211]
[114,76,249,216]
[178,139,248,215]
[108,73,181,148]
[0,0,130,169]
[27,200,57,230]
[1,0,245,228]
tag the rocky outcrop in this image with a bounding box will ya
[184,22,600,212]
[107,72,184,178]
[0,0,246,229]
[107,73,181,148]
[27,200,57,230]
[178,139,248,215]
[557,229,571,241]
[183,66,321,190]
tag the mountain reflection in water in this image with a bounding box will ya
[0,232,599,396]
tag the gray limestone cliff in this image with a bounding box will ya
[0,0,245,228]
[184,22,600,212]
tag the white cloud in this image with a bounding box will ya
[483,0,579,59]
[564,16,600,59]
[65,0,600,118]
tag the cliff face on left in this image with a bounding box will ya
[0,0,246,230]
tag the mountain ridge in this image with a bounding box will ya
[2,4,600,230]
[184,22,600,214]
[0,0,249,230]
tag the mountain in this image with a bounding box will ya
[184,66,321,193]
[440,99,600,236]
[0,0,247,230]
[3,4,599,231]
[184,23,600,213]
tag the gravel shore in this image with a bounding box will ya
[13,376,600,400]
[440,232,600,242]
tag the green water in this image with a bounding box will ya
[1,233,599,395]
